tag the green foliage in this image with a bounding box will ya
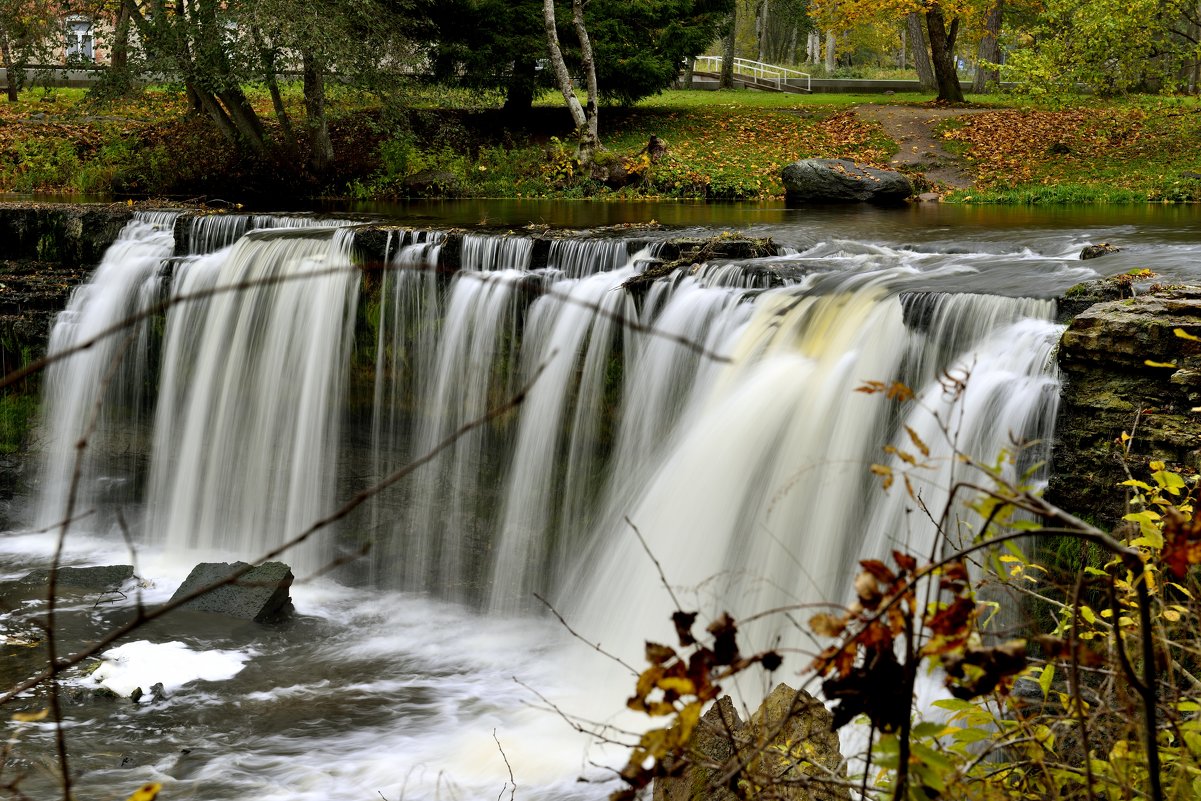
[1003,0,1201,96]
[426,0,735,108]
[615,367,1201,801]
[2,137,81,193]
[0,393,36,455]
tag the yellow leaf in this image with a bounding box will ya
[904,425,930,458]
[1174,328,1201,342]
[870,463,894,490]
[126,784,161,801]
[11,708,48,723]
[658,677,695,696]
[1145,360,1178,369]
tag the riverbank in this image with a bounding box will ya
[2,84,1201,204]
[3,85,1201,204]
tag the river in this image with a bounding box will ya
[2,201,1199,800]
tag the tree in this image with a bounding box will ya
[428,0,734,109]
[811,0,972,101]
[1004,0,1201,95]
[971,0,1002,92]
[421,0,547,113]
[543,0,601,162]
[0,0,57,102]
[122,0,424,175]
[540,0,733,164]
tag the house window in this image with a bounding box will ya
[65,15,95,62]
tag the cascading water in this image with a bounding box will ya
[20,210,1081,801]
[145,226,360,575]
[36,211,179,530]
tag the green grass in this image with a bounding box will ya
[4,81,1201,204]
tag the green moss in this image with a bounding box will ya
[0,395,37,455]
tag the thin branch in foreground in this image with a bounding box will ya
[532,593,638,677]
[625,516,683,614]
[0,355,556,707]
[492,729,516,801]
[0,265,353,393]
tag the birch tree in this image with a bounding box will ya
[543,0,601,163]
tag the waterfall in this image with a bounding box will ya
[145,227,360,574]
[36,211,179,529]
[562,284,1062,664]
[33,221,1061,637]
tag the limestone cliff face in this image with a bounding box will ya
[0,204,136,372]
[1047,286,1201,526]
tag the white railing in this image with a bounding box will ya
[691,56,811,92]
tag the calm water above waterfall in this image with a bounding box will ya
[7,203,1201,800]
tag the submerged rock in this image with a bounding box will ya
[168,561,294,624]
[1079,242,1121,260]
[654,685,848,801]
[17,564,134,594]
[781,158,913,204]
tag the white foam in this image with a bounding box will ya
[88,640,251,699]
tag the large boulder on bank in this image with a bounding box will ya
[168,562,294,624]
[781,159,913,204]
[655,685,848,801]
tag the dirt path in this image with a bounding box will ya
[854,105,993,191]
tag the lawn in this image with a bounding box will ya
[1,83,1199,203]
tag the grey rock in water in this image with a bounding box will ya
[168,561,294,624]
[781,158,913,204]
[16,565,134,594]
[655,685,848,801]
[1080,242,1121,260]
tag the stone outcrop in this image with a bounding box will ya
[781,159,913,204]
[655,685,848,801]
[1048,285,1201,525]
[1079,242,1121,260]
[168,562,294,624]
[16,565,134,594]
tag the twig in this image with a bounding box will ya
[532,593,637,676]
[0,357,555,706]
[1069,559,1097,801]
[492,729,516,801]
[624,516,682,613]
[0,266,353,393]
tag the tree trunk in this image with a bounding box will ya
[254,29,298,155]
[907,12,936,90]
[101,1,134,96]
[216,88,269,155]
[1,41,16,102]
[824,30,836,72]
[570,0,600,157]
[503,58,537,113]
[720,7,736,88]
[303,51,335,175]
[682,56,696,89]
[971,0,1003,93]
[925,5,964,102]
[807,31,820,64]
[542,0,599,161]
[758,0,770,63]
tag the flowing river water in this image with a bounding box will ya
[5,202,1201,800]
